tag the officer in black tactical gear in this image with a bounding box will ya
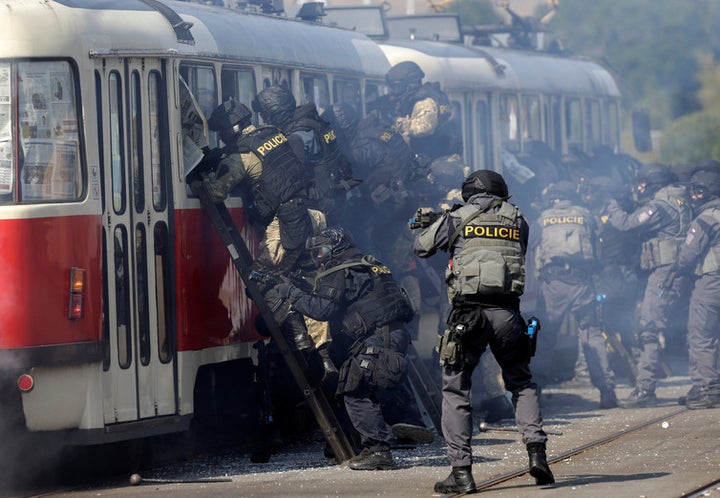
[413,170,554,494]
[270,227,420,470]
[252,86,359,225]
[604,163,692,408]
[375,61,459,163]
[199,98,325,362]
[532,181,617,408]
[670,169,720,409]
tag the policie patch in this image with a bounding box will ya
[637,209,653,223]
[463,224,520,241]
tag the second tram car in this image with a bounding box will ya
[0,0,389,457]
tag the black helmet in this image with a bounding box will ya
[461,170,508,201]
[386,61,424,95]
[542,181,578,203]
[635,162,677,200]
[690,169,720,199]
[321,103,359,141]
[252,86,296,128]
[208,97,252,144]
[305,226,354,266]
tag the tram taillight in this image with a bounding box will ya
[17,374,34,393]
[68,267,86,320]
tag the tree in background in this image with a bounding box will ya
[541,0,720,162]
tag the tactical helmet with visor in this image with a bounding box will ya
[305,226,354,266]
[386,61,425,96]
[690,169,720,207]
[634,162,677,201]
[207,97,252,145]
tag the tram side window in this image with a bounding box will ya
[499,94,519,153]
[300,73,330,113]
[179,64,217,148]
[130,71,144,214]
[109,71,126,214]
[565,98,582,151]
[4,61,84,204]
[585,99,601,151]
[474,99,490,170]
[364,81,383,116]
[521,95,542,144]
[333,78,361,112]
[605,101,620,151]
[220,66,256,112]
[148,71,167,211]
[114,226,132,369]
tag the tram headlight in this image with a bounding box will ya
[68,267,85,319]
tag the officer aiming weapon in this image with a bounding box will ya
[186,145,229,184]
[249,268,313,293]
[408,208,443,229]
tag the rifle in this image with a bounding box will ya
[187,145,228,183]
[408,208,443,230]
[249,268,314,292]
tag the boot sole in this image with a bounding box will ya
[530,467,555,485]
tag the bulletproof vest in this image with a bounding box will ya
[236,125,306,223]
[447,201,525,296]
[640,184,693,270]
[315,254,414,339]
[405,82,458,160]
[288,105,355,197]
[695,200,720,275]
[536,202,595,270]
[354,118,418,206]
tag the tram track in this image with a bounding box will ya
[449,407,690,496]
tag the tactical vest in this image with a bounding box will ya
[405,82,458,160]
[536,203,594,271]
[640,184,693,270]
[288,106,355,197]
[236,125,306,223]
[314,255,414,340]
[696,204,720,275]
[357,120,418,206]
[447,201,525,296]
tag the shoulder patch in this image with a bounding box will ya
[637,209,653,223]
[685,227,696,245]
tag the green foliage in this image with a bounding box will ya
[659,111,720,164]
[446,0,497,26]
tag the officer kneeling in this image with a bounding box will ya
[413,170,554,493]
[270,227,416,470]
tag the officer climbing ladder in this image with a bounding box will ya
[191,180,356,463]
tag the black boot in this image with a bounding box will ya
[527,442,554,485]
[433,465,476,494]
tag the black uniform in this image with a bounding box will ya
[274,233,414,470]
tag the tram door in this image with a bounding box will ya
[99,57,177,424]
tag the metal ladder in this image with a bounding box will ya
[193,181,356,462]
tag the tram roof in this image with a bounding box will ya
[0,0,388,78]
[380,39,619,98]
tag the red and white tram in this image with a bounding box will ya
[0,0,389,454]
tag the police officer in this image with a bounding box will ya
[413,170,554,493]
[200,98,325,362]
[670,169,720,409]
[374,61,459,164]
[271,227,418,470]
[252,86,359,225]
[603,163,692,408]
[580,175,642,380]
[532,181,617,408]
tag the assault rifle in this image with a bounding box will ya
[186,145,229,183]
[408,208,443,230]
[249,268,313,292]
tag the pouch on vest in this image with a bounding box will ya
[640,237,681,270]
[456,249,509,295]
